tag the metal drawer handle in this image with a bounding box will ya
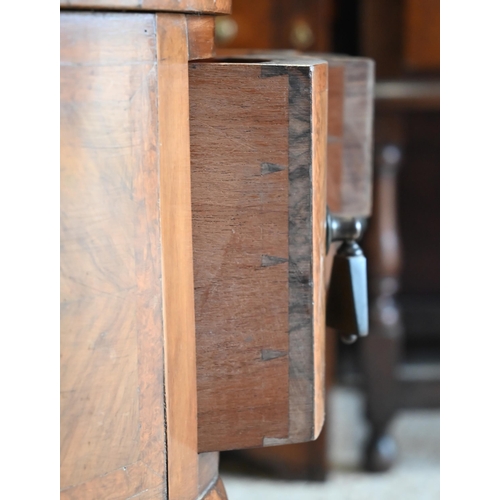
[326,207,369,344]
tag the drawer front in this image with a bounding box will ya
[189,56,328,452]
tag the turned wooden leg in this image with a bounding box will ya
[361,143,403,472]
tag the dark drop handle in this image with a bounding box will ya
[325,207,369,344]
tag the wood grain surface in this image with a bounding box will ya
[61,11,221,499]
[189,55,328,453]
[60,12,166,498]
[322,55,374,217]
[60,0,231,15]
[187,15,216,60]
[311,62,327,436]
[211,49,375,479]
[215,50,375,217]
[156,13,200,500]
[230,324,335,481]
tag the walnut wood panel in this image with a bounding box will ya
[60,0,231,15]
[189,56,328,452]
[60,12,166,498]
[61,11,217,499]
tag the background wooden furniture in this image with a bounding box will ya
[357,81,440,472]
[359,0,439,77]
[334,0,440,471]
[214,0,334,51]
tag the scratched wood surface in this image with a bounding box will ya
[61,11,220,499]
[60,12,167,499]
[60,0,231,15]
[189,55,328,453]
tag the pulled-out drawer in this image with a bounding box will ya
[190,52,374,454]
[189,55,328,452]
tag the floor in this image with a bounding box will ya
[221,387,440,500]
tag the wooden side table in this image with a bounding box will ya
[60,3,375,496]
